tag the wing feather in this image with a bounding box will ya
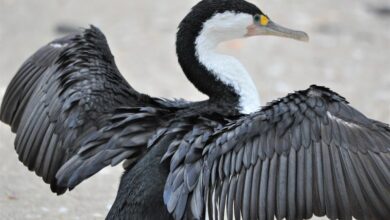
[312,142,325,216]
[331,145,351,219]
[242,164,253,220]
[1,44,65,132]
[163,85,390,219]
[276,154,287,220]
[0,26,153,194]
[304,146,313,219]
[219,178,229,220]
[287,149,297,220]
[349,151,387,218]
[236,168,246,220]
[258,157,269,220]
[266,154,277,220]
[250,160,262,219]
[296,147,305,219]
[321,143,337,219]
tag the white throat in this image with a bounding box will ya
[194,12,261,114]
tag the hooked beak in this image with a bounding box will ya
[246,19,309,42]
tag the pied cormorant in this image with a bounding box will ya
[1,0,389,219]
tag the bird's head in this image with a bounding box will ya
[176,0,309,114]
[178,0,309,47]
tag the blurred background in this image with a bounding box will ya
[0,0,389,219]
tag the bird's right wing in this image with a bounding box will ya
[54,104,225,191]
[163,85,390,220]
[55,106,175,190]
[0,26,155,194]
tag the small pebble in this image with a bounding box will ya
[58,207,68,214]
[40,207,49,212]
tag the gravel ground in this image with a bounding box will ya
[0,0,389,219]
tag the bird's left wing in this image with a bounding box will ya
[163,85,390,220]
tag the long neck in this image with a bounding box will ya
[176,26,260,114]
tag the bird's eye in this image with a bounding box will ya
[254,14,269,26]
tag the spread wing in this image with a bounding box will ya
[0,26,155,194]
[55,106,174,190]
[54,103,223,191]
[163,85,390,220]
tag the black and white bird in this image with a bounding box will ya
[1,0,390,219]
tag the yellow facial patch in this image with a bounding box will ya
[260,15,269,26]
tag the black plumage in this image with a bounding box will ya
[1,0,390,219]
[162,85,390,220]
[0,26,164,194]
